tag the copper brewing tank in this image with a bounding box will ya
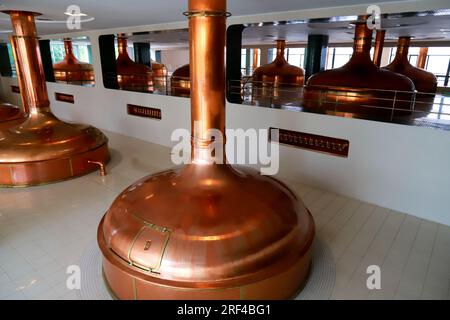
[98,0,315,300]
[116,35,153,93]
[0,35,27,130]
[170,64,190,97]
[251,40,304,107]
[383,37,437,113]
[53,38,95,86]
[303,21,415,117]
[151,60,168,90]
[0,11,109,187]
[0,102,24,130]
[253,40,305,87]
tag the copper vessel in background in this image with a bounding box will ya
[116,35,153,93]
[383,37,437,113]
[151,60,168,92]
[0,102,24,130]
[416,47,428,69]
[372,29,385,67]
[252,48,260,71]
[0,35,27,130]
[252,40,304,108]
[98,0,314,300]
[170,63,190,97]
[0,10,109,187]
[53,38,95,86]
[303,21,415,118]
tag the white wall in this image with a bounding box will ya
[1,0,449,226]
[160,49,189,73]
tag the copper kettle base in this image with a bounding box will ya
[0,114,110,187]
[97,164,314,300]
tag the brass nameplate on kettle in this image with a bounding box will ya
[55,92,75,104]
[11,85,20,93]
[127,104,162,120]
[269,127,349,158]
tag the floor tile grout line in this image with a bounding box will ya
[392,218,424,298]
[317,196,353,233]
[418,223,438,299]
[336,204,377,262]
[318,198,361,241]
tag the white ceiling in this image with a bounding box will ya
[0,0,410,36]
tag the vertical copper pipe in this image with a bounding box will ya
[64,38,74,57]
[353,22,373,56]
[6,11,50,114]
[395,37,411,62]
[373,29,385,67]
[417,47,428,69]
[252,48,259,71]
[275,40,286,60]
[188,0,226,163]
[117,34,128,57]
[8,35,29,114]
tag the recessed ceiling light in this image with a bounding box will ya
[64,11,87,17]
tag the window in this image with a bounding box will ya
[50,41,93,64]
[388,47,420,65]
[267,47,305,68]
[425,47,450,87]
[241,48,261,76]
[6,43,16,77]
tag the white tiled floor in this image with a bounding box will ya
[0,130,449,300]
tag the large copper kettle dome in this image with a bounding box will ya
[303,21,415,116]
[53,39,95,86]
[116,35,153,93]
[253,40,305,88]
[170,63,190,97]
[383,37,437,93]
[98,0,314,300]
[0,11,109,187]
[252,40,304,108]
[383,37,437,114]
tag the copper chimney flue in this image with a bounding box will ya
[0,11,109,187]
[303,20,415,116]
[53,38,95,86]
[116,34,153,92]
[98,0,314,300]
[170,63,190,97]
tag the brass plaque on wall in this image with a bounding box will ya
[269,127,349,157]
[55,92,75,104]
[11,85,20,93]
[127,104,162,120]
